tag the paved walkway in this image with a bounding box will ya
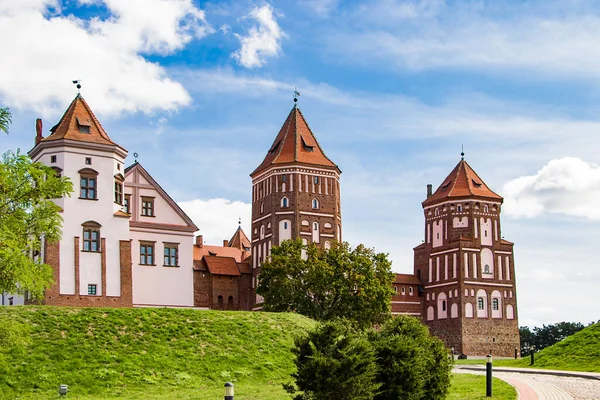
[454,365,600,399]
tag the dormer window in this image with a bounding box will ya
[77,117,91,134]
[270,140,281,154]
[301,137,314,152]
[472,179,482,188]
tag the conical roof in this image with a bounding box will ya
[251,105,339,177]
[41,94,117,146]
[229,225,251,250]
[422,159,502,207]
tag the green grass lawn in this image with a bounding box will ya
[0,306,520,399]
[455,322,600,373]
[449,374,517,400]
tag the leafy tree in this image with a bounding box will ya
[0,150,72,299]
[284,320,380,400]
[520,322,586,353]
[370,316,452,400]
[0,107,11,134]
[257,239,395,327]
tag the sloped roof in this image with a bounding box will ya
[395,273,422,285]
[124,162,198,232]
[204,256,241,276]
[422,159,502,207]
[229,225,251,250]
[194,244,245,263]
[42,94,117,146]
[251,105,340,177]
[237,262,252,274]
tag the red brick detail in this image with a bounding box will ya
[74,237,80,295]
[193,270,210,308]
[101,238,107,296]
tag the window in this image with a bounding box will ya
[312,198,319,209]
[79,169,98,199]
[8,297,14,306]
[164,244,178,267]
[50,155,57,163]
[314,176,319,184]
[85,157,92,165]
[142,197,154,216]
[442,300,447,312]
[284,222,288,229]
[77,118,91,134]
[281,197,289,207]
[114,181,123,204]
[260,203,264,214]
[88,284,97,295]
[409,287,414,295]
[477,297,485,310]
[484,264,490,274]
[435,208,440,216]
[82,229,100,252]
[457,205,462,212]
[394,286,398,293]
[484,205,489,212]
[492,298,499,311]
[313,222,318,230]
[140,243,155,265]
[282,175,287,182]
[124,194,131,214]
[401,286,406,295]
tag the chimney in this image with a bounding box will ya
[195,235,203,248]
[223,240,229,247]
[427,184,433,198]
[35,118,43,145]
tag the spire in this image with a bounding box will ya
[228,223,251,250]
[41,94,117,146]
[251,105,340,177]
[422,159,502,207]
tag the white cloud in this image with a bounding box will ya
[325,1,600,79]
[299,0,338,16]
[178,198,251,246]
[0,0,212,117]
[503,157,600,219]
[232,4,284,68]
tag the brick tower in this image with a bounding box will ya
[250,102,342,305]
[414,156,519,357]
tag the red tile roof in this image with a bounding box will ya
[422,159,502,207]
[203,256,241,276]
[42,94,117,146]
[395,273,422,285]
[237,262,252,274]
[229,226,251,250]
[251,106,340,177]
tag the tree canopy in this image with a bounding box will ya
[520,321,587,354]
[0,108,11,134]
[0,150,73,298]
[256,239,395,327]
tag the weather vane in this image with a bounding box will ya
[133,152,139,163]
[461,144,465,160]
[238,217,242,227]
[72,79,82,94]
[293,87,300,103]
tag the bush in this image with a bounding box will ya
[287,316,453,400]
[285,320,380,400]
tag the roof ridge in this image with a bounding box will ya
[293,106,299,162]
[295,107,336,166]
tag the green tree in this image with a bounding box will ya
[257,239,395,327]
[284,320,380,400]
[0,107,11,134]
[0,150,72,299]
[370,316,452,400]
[521,322,586,353]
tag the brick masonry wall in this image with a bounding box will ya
[462,318,520,357]
[238,273,252,311]
[210,275,239,310]
[193,271,210,308]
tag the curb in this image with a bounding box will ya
[455,365,600,381]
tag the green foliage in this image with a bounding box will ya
[257,239,395,327]
[0,107,10,134]
[0,306,316,399]
[285,320,380,400]
[519,321,586,354]
[370,316,452,400]
[0,150,72,298]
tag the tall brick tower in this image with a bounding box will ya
[250,102,342,305]
[414,156,519,357]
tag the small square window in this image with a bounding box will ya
[50,155,57,163]
[142,197,154,217]
[85,157,92,165]
[140,243,155,265]
[164,244,178,267]
[124,194,131,214]
[117,164,121,171]
[83,229,100,252]
[88,284,97,295]
[79,125,90,134]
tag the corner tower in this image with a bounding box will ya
[250,104,342,278]
[414,157,519,357]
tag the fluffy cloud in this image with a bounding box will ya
[0,0,212,117]
[232,4,284,68]
[503,157,600,219]
[177,198,251,246]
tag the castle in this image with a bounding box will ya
[25,94,519,356]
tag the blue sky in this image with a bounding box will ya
[2,0,600,327]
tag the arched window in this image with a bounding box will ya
[435,208,440,216]
[324,241,331,250]
[437,292,448,319]
[476,289,488,318]
[217,295,224,310]
[394,286,398,293]
[312,222,320,243]
[492,298,499,310]
[281,197,289,207]
[227,296,234,310]
[465,303,474,318]
[427,306,434,321]
[401,286,406,295]
[457,204,462,212]
[312,198,319,209]
[491,290,502,318]
[409,287,413,295]
[484,204,489,212]
[506,304,515,320]
[301,238,308,260]
[260,225,265,239]
[477,297,484,310]
[82,221,102,252]
[450,303,458,318]
[260,203,264,214]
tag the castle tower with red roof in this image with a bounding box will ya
[250,104,342,304]
[414,156,520,357]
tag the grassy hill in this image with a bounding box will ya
[0,306,316,399]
